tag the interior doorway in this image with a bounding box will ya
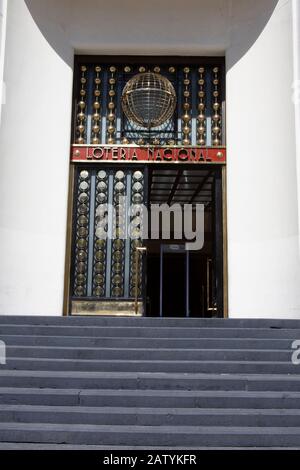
[145,165,224,318]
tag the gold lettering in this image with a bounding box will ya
[155,150,162,161]
[163,148,172,161]
[92,147,104,160]
[178,149,188,161]
[119,148,127,160]
[112,147,119,159]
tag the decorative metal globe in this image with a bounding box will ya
[122,72,177,128]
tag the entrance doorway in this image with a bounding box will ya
[66,56,227,317]
[145,165,224,318]
[68,163,225,317]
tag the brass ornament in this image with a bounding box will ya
[76,65,87,145]
[182,67,191,145]
[212,67,221,146]
[122,72,176,128]
[106,66,117,144]
[197,66,206,146]
[73,169,90,296]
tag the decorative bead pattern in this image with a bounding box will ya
[107,66,117,145]
[73,169,90,296]
[91,66,101,144]
[182,67,191,145]
[110,170,126,297]
[212,67,221,146]
[92,170,108,297]
[129,170,145,298]
[197,67,206,146]
[76,66,87,144]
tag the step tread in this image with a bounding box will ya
[4,357,299,365]
[1,404,300,415]
[0,387,300,398]
[1,324,300,331]
[1,422,300,435]
[0,370,300,380]
[5,346,293,352]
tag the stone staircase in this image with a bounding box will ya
[0,316,300,448]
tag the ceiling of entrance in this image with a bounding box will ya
[149,168,214,207]
[24,0,279,56]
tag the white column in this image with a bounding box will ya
[292,0,300,248]
[226,0,300,318]
[0,0,73,315]
[0,0,7,125]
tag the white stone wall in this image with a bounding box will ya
[0,0,73,314]
[0,0,299,317]
[226,0,300,318]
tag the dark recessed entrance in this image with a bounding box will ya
[145,165,224,318]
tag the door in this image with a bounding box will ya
[69,165,148,315]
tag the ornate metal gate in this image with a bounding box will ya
[70,166,146,315]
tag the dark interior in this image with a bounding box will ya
[145,165,223,318]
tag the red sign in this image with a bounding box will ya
[71,145,226,164]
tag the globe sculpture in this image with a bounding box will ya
[122,72,177,128]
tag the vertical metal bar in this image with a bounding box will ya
[116,73,122,144]
[87,170,96,296]
[206,67,212,146]
[177,69,182,143]
[159,244,163,317]
[186,250,190,317]
[191,67,197,146]
[214,169,224,317]
[124,170,132,298]
[134,249,140,315]
[86,67,94,145]
[105,171,114,297]
[101,68,108,144]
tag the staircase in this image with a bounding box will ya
[0,316,300,449]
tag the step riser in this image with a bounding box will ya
[1,316,300,448]
[1,410,300,427]
[1,316,300,329]
[1,393,299,409]
[1,375,300,391]
[1,429,300,447]
[1,326,300,338]
[4,347,294,361]
[1,336,295,349]
[2,359,299,374]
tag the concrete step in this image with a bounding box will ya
[1,324,300,338]
[0,316,299,448]
[2,357,299,374]
[1,316,300,329]
[1,405,300,427]
[1,370,300,391]
[1,335,295,349]
[4,346,294,361]
[1,422,300,446]
[1,387,300,409]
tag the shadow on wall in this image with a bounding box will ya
[24,0,279,67]
[226,0,280,69]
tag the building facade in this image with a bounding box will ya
[0,0,300,318]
